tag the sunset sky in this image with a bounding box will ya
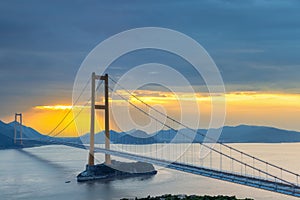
[1,1,300,136]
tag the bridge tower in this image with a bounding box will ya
[88,73,111,166]
[14,113,23,145]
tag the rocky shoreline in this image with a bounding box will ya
[120,194,254,200]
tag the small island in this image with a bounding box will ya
[121,194,254,200]
[77,160,157,182]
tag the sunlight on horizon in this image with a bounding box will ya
[3,90,300,137]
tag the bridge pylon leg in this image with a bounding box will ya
[14,113,23,145]
[102,74,111,165]
[88,72,96,166]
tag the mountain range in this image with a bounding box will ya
[0,120,81,149]
[1,120,300,149]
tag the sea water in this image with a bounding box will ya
[1,143,300,200]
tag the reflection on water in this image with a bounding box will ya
[0,143,300,200]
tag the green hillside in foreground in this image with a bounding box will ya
[121,194,253,200]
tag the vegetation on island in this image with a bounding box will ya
[121,194,254,200]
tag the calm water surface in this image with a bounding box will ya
[1,143,300,200]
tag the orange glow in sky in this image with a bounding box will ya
[2,91,300,137]
[35,105,74,110]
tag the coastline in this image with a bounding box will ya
[120,194,254,200]
[77,160,157,182]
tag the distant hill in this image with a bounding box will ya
[0,120,47,149]
[80,125,300,144]
[8,121,47,139]
[0,120,15,149]
[118,129,157,144]
[150,125,300,143]
[0,120,81,149]
[219,125,300,143]
[1,119,300,149]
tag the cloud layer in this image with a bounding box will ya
[1,0,300,118]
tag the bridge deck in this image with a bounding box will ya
[92,146,300,198]
[20,139,300,198]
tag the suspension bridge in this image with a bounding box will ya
[14,73,300,198]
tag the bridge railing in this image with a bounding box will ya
[102,141,298,188]
[168,127,300,187]
[217,142,300,186]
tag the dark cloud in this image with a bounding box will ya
[0,0,300,117]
